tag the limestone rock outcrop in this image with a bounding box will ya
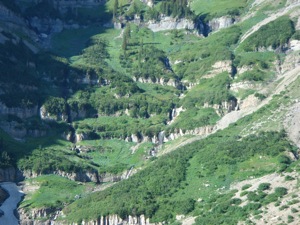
[40,106,68,122]
[147,17,196,32]
[73,214,157,225]
[22,169,100,183]
[19,213,156,225]
[208,16,235,32]
[0,103,38,119]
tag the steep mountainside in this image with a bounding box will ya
[1,0,300,224]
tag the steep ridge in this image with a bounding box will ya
[241,1,300,43]
[159,64,300,156]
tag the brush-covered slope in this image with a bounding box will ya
[1,0,300,224]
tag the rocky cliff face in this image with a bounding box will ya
[140,0,154,7]
[0,103,38,119]
[0,2,25,26]
[70,109,87,121]
[0,3,38,43]
[0,121,46,139]
[284,101,300,148]
[76,100,237,145]
[0,99,46,140]
[29,16,63,34]
[19,213,156,225]
[76,214,156,225]
[123,125,215,145]
[132,76,183,89]
[168,106,185,124]
[202,60,233,78]
[147,16,196,32]
[19,207,62,225]
[0,3,24,26]
[203,100,238,116]
[208,16,235,32]
[22,167,136,184]
[230,81,262,92]
[40,106,68,122]
[144,15,234,35]
[28,16,81,35]
[22,169,100,183]
[166,125,215,140]
[0,167,23,182]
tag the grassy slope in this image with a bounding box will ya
[62,71,300,222]
[2,0,298,221]
[61,43,300,222]
[191,0,249,17]
[63,97,297,223]
[20,175,91,209]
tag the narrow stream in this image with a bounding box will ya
[0,182,24,225]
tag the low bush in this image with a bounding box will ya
[257,183,271,191]
[242,184,252,190]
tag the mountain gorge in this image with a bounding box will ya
[1,0,300,224]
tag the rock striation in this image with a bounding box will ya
[20,213,157,225]
[0,103,38,119]
[40,106,68,122]
[144,16,234,35]
[208,16,235,32]
[0,3,24,26]
[0,167,23,182]
[147,16,196,32]
[133,76,183,89]
[73,214,157,225]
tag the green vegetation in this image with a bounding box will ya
[51,26,108,57]
[74,115,165,140]
[0,151,12,168]
[158,0,193,19]
[64,148,194,222]
[167,107,219,131]
[172,26,241,80]
[181,73,235,107]
[63,130,294,223]
[233,51,276,82]
[0,38,42,107]
[20,175,88,209]
[78,139,152,174]
[17,145,90,174]
[285,175,295,181]
[240,16,295,51]
[257,183,271,191]
[43,97,67,117]
[191,0,248,18]
[22,0,111,24]
[120,24,179,81]
[241,184,252,190]
[2,1,300,223]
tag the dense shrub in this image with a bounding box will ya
[241,16,295,51]
[63,130,294,222]
[241,184,252,190]
[257,183,271,191]
[274,187,288,197]
[44,97,67,115]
